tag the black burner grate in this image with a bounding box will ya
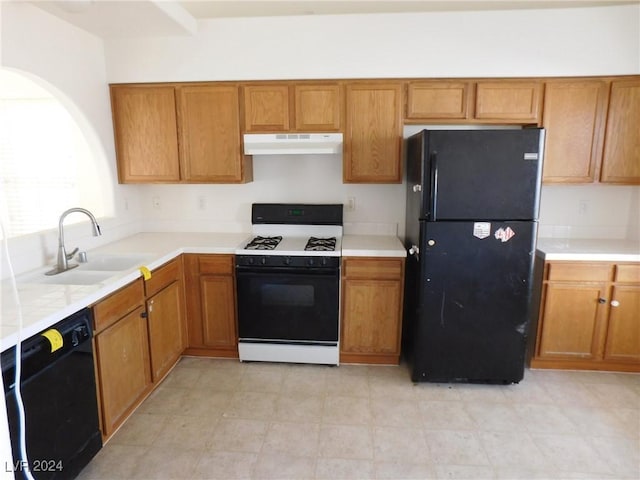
[245,236,282,250]
[305,236,336,252]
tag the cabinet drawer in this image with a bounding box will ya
[615,264,640,283]
[343,258,403,279]
[199,255,234,275]
[93,279,145,333]
[145,258,181,297]
[547,262,612,282]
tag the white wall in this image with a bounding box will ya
[105,4,640,241]
[0,3,637,269]
[105,5,640,81]
[0,2,143,278]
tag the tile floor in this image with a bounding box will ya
[77,357,639,480]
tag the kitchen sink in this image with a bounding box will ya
[76,253,153,271]
[22,270,117,285]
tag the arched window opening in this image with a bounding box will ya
[0,69,107,238]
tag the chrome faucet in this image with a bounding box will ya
[45,208,101,275]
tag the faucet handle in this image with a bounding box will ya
[66,247,79,260]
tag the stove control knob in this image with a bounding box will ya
[283,257,291,266]
[247,257,255,265]
[260,257,267,265]
[307,258,315,266]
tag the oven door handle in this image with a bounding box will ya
[235,266,339,276]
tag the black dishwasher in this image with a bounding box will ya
[2,308,102,480]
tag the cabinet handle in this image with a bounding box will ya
[610,300,620,307]
[140,311,148,318]
[598,298,607,304]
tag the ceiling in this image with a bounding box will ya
[180,0,638,18]
[29,0,639,38]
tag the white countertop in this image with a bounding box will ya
[342,235,407,257]
[1,232,250,352]
[536,238,640,262]
[1,232,405,351]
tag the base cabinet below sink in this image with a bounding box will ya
[92,258,187,440]
[93,279,151,439]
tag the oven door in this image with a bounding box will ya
[236,267,339,344]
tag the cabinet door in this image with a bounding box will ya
[201,275,237,348]
[95,306,151,437]
[243,85,290,132]
[603,285,640,363]
[110,86,180,183]
[341,278,402,354]
[344,83,403,183]
[600,79,640,184]
[406,81,471,120]
[538,283,608,360]
[475,81,542,123]
[147,281,185,382]
[178,85,250,183]
[542,80,608,183]
[294,84,342,131]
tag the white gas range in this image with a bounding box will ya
[235,204,343,365]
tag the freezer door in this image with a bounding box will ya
[410,221,537,383]
[418,129,544,221]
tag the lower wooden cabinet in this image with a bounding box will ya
[603,284,640,362]
[531,260,640,372]
[340,257,405,364]
[93,258,187,439]
[93,279,151,438]
[184,254,238,357]
[144,258,187,382]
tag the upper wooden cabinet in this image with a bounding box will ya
[242,84,290,132]
[110,84,251,184]
[242,82,342,133]
[600,78,640,184]
[344,82,403,183]
[475,81,543,123]
[406,81,472,120]
[541,79,609,183]
[294,84,342,131]
[405,80,543,124]
[177,85,252,183]
[111,86,181,182]
[540,76,639,185]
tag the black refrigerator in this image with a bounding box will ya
[403,129,544,384]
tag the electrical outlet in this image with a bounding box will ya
[152,196,161,209]
[197,196,206,211]
[124,197,129,211]
[578,200,589,215]
[346,196,356,212]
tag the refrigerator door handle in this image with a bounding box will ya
[430,152,439,219]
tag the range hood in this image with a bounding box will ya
[243,133,343,155]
